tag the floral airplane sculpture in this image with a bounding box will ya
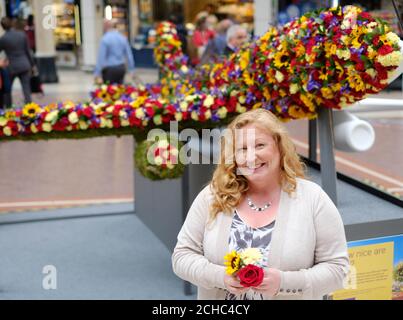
[0,6,402,180]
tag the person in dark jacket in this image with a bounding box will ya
[0,17,35,108]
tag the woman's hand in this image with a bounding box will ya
[224,274,250,296]
[252,268,281,297]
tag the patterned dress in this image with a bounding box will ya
[225,210,275,300]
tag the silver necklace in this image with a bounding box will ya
[247,196,272,212]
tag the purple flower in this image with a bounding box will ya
[211,114,220,122]
[307,78,321,92]
[351,47,364,55]
[340,83,351,94]
[246,92,255,104]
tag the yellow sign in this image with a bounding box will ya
[332,242,394,300]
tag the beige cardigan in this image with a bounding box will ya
[172,178,350,300]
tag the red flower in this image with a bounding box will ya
[359,12,372,20]
[112,118,121,128]
[83,107,93,118]
[378,45,394,56]
[237,264,264,288]
[373,35,380,46]
[145,107,155,117]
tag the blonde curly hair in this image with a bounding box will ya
[209,109,306,221]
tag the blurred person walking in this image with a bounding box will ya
[94,20,135,85]
[0,17,35,108]
[191,13,215,65]
[200,19,233,65]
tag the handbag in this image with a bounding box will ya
[30,67,43,94]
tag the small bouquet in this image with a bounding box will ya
[224,248,267,288]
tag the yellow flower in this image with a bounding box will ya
[239,51,250,70]
[320,87,334,99]
[289,105,306,119]
[243,71,254,86]
[224,251,241,275]
[23,103,41,118]
[0,117,7,126]
[367,46,377,60]
[348,74,365,92]
[161,86,170,97]
[324,43,337,58]
[238,95,246,104]
[351,37,362,49]
[300,94,316,112]
[239,248,263,265]
[274,50,289,68]
[295,44,305,58]
[334,61,345,78]
[252,102,262,109]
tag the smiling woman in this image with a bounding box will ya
[172,108,350,300]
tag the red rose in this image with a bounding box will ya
[237,265,264,288]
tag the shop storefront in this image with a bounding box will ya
[53,0,81,67]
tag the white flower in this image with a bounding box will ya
[275,71,284,83]
[290,83,299,94]
[377,51,402,67]
[68,112,79,124]
[45,110,59,123]
[203,95,214,108]
[240,248,263,265]
[386,32,400,45]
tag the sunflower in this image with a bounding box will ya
[22,103,42,119]
[274,50,289,68]
[224,251,241,275]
